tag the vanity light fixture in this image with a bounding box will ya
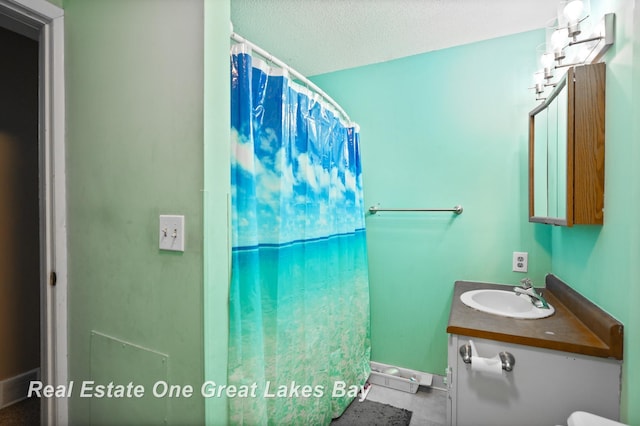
[533,72,546,101]
[558,0,589,40]
[548,27,567,63]
[533,72,545,95]
[529,0,614,101]
[541,51,556,80]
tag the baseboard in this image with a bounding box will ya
[0,368,40,409]
[429,373,447,391]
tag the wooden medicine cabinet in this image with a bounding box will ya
[529,62,605,226]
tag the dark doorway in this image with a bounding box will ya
[0,25,41,419]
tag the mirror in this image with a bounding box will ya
[529,63,605,226]
[530,75,569,225]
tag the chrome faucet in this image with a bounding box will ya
[514,278,550,309]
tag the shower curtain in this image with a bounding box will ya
[229,43,371,425]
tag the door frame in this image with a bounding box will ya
[0,0,67,424]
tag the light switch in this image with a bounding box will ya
[159,215,185,252]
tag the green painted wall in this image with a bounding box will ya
[65,0,208,423]
[46,0,63,8]
[550,0,639,423]
[204,0,231,424]
[314,2,639,422]
[312,30,552,375]
[60,0,638,422]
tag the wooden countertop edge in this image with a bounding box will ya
[445,325,614,359]
[448,276,624,360]
[546,274,624,360]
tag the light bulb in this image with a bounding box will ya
[550,30,565,51]
[533,72,545,95]
[549,30,566,61]
[563,0,584,23]
[541,52,555,79]
[541,52,554,68]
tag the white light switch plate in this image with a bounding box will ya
[159,215,185,252]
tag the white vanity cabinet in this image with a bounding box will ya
[446,334,622,426]
[446,276,624,426]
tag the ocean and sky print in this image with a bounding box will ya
[228,44,371,425]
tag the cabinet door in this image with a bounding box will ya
[572,63,606,224]
[529,75,569,225]
[546,84,569,221]
[556,85,569,220]
[547,92,559,217]
[532,107,548,218]
[447,335,621,426]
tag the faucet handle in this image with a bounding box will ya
[519,278,533,289]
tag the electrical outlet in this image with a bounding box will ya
[512,251,528,272]
[159,215,185,252]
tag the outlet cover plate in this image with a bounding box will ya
[512,251,528,272]
[159,215,185,252]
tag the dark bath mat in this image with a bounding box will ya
[331,399,412,426]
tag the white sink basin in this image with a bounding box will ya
[460,289,555,319]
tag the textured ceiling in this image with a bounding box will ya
[231,0,560,76]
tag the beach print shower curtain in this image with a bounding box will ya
[229,43,371,425]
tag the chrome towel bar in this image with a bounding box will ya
[368,205,463,215]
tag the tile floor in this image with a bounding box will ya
[366,383,448,426]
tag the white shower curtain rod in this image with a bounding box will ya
[230,31,353,124]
